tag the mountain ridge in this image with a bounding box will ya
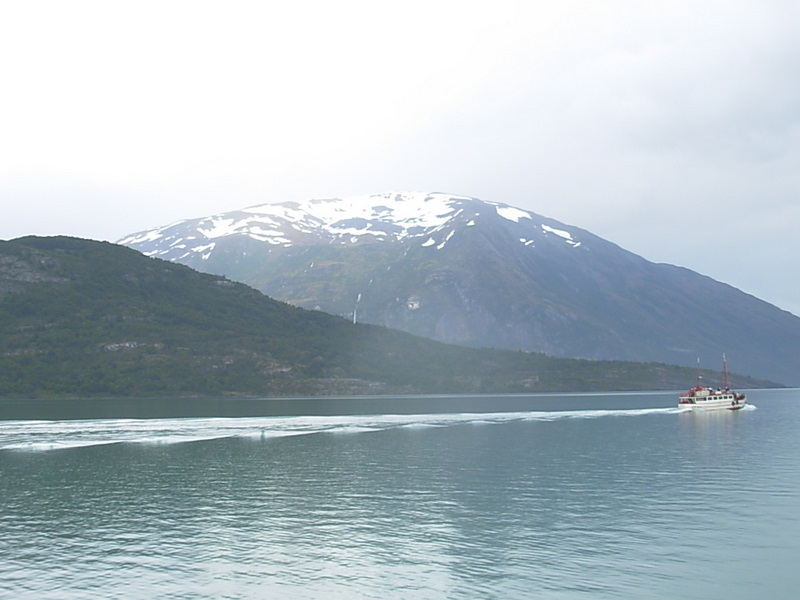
[119,192,800,386]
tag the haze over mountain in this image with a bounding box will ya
[1,235,744,399]
[120,192,800,386]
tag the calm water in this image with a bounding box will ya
[1,390,799,599]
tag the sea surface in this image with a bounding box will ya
[1,389,799,599]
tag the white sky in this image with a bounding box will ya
[2,0,799,316]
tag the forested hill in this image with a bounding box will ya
[0,236,775,398]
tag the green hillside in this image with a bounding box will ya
[0,236,774,399]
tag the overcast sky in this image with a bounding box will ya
[2,0,799,316]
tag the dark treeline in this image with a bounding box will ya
[0,237,775,399]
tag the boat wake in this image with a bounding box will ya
[0,406,691,452]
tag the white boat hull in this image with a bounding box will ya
[678,392,746,411]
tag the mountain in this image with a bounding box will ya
[3,236,752,399]
[119,192,800,386]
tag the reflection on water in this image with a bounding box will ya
[1,390,799,599]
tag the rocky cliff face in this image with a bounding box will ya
[119,192,800,385]
[0,243,70,298]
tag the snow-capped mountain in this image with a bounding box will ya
[120,192,800,386]
[119,192,582,260]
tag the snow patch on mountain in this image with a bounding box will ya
[496,206,531,223]
[542,224,581,247]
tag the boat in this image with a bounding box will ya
[678,355,746,411]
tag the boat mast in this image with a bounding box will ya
[695,357,702,388]
[722,353,729,390]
